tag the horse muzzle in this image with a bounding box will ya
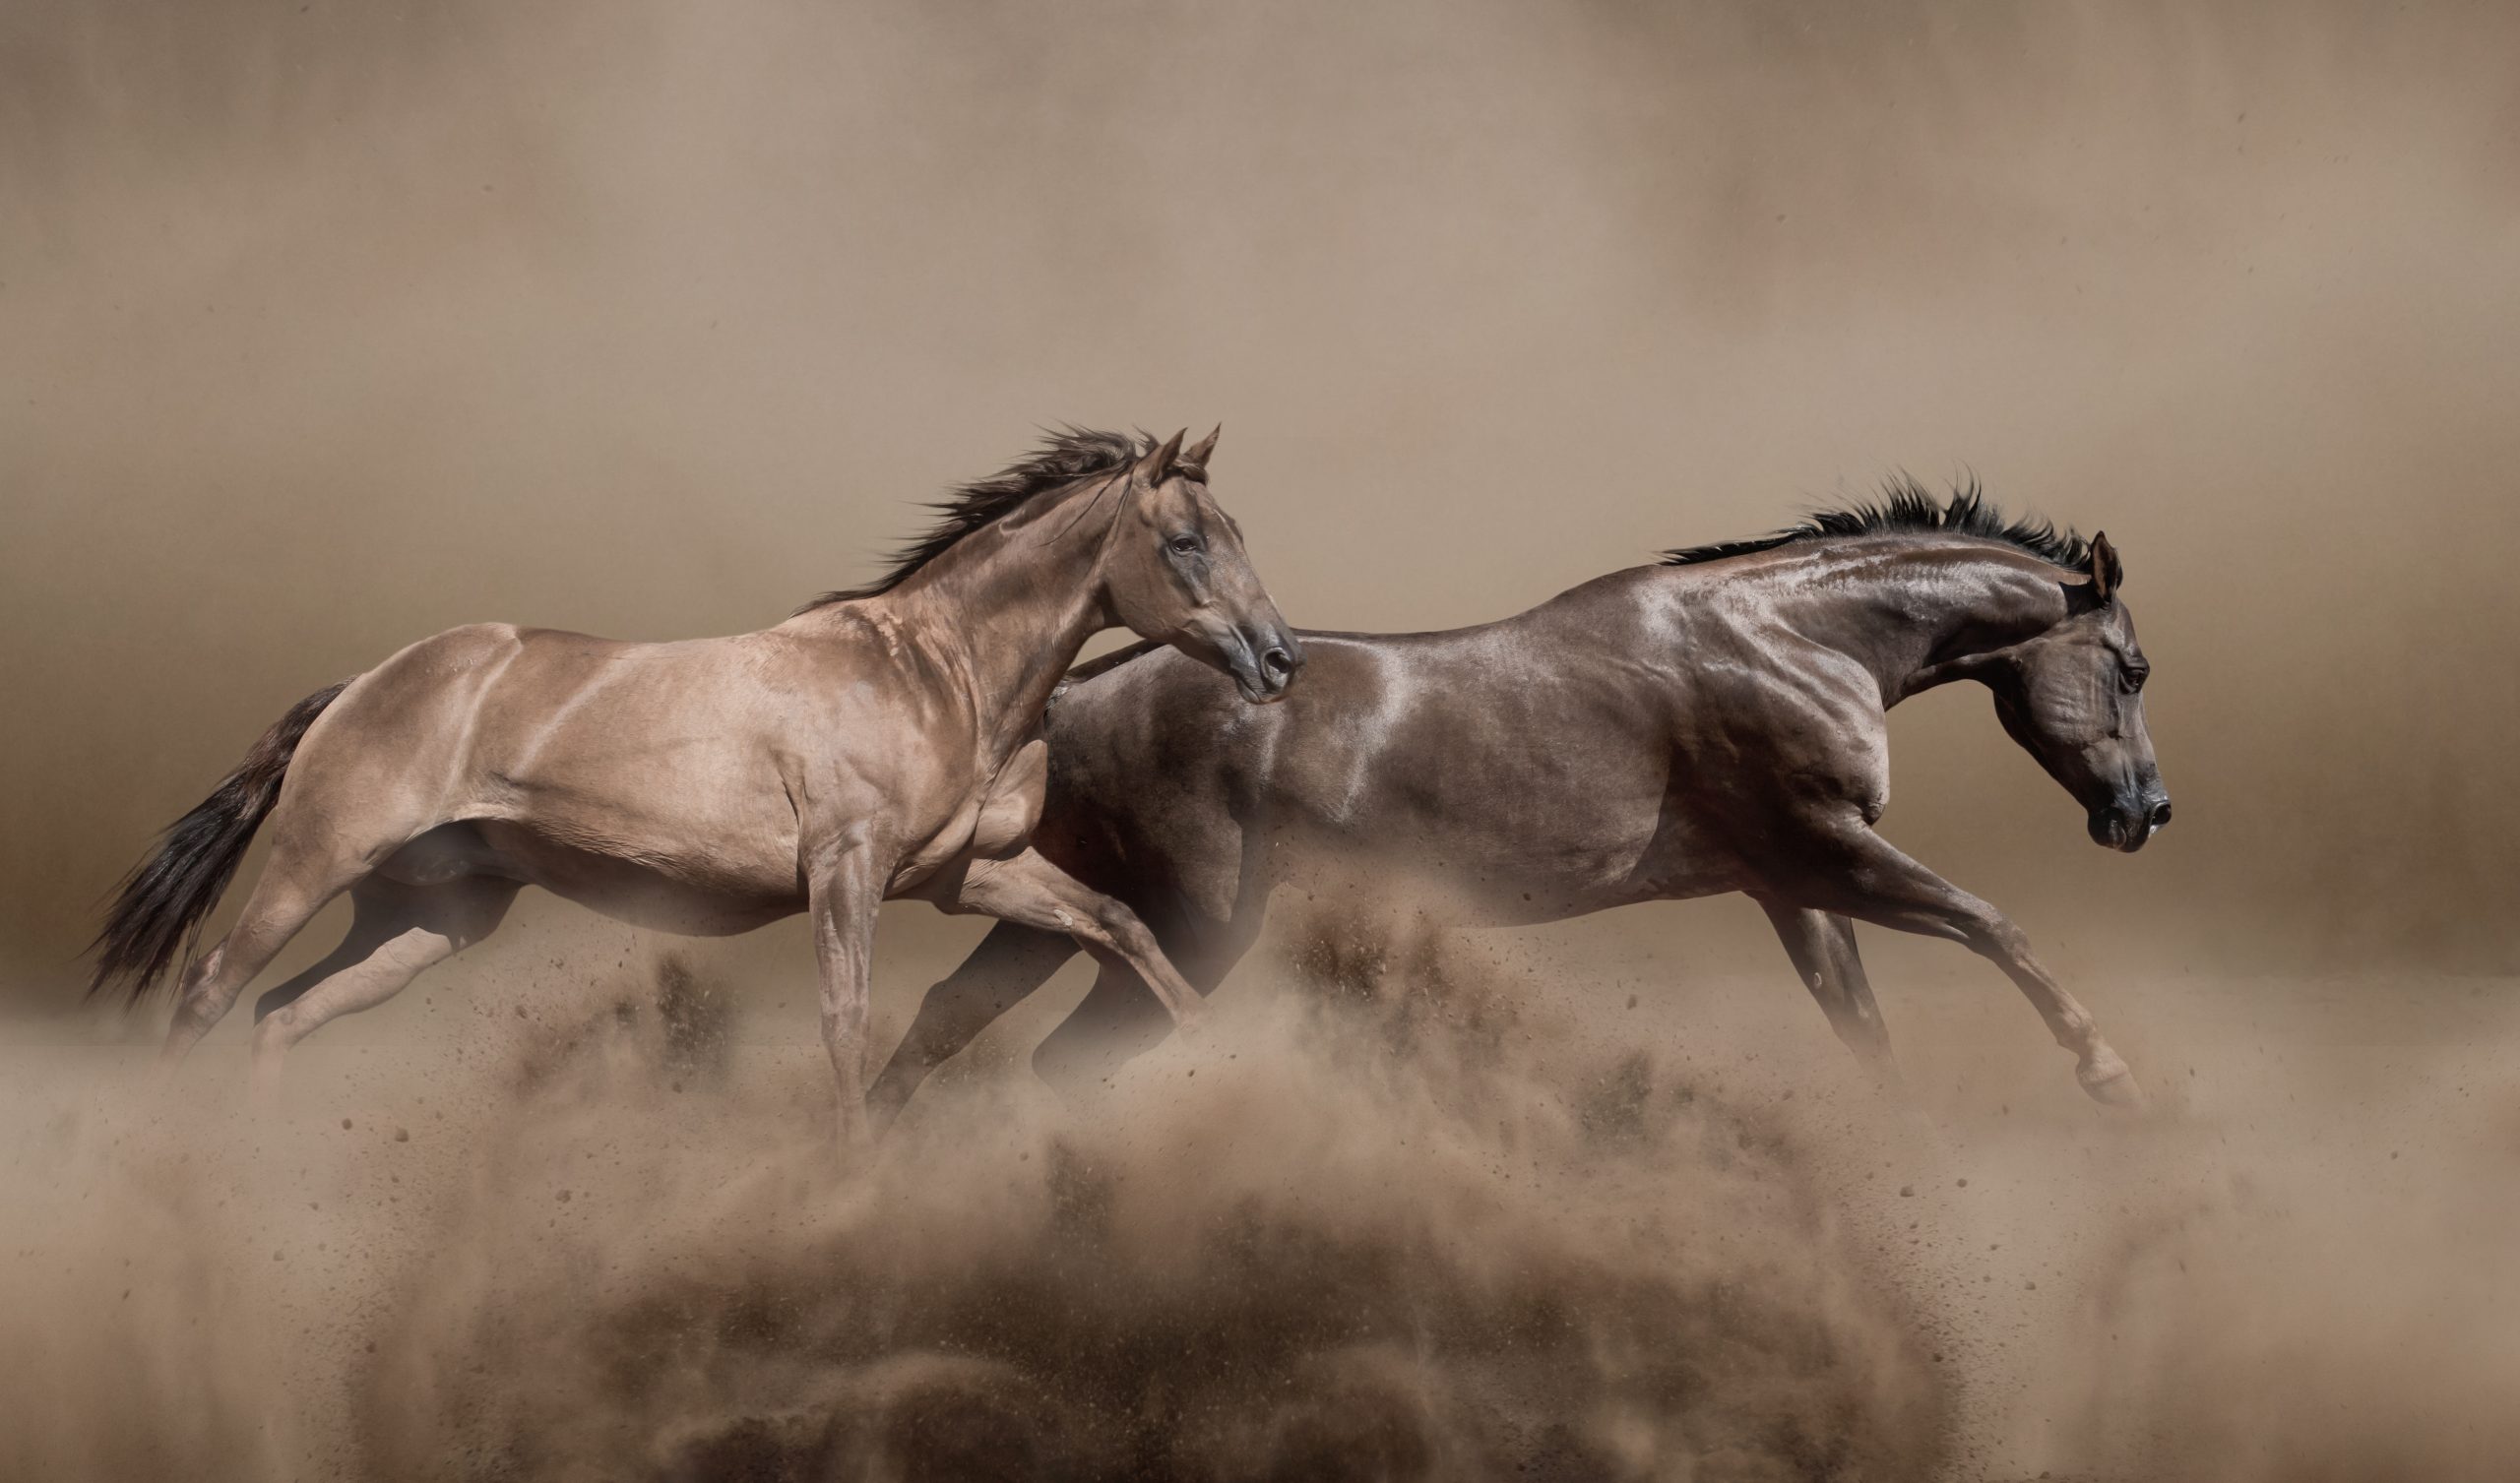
[2089,794,2173,853]
[1230,625,1305,704]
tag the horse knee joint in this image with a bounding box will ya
[265,987,325,1035]
[1968,919,2030,961]
[168,954,220,1005]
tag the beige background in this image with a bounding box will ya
[5,0,2516,1024]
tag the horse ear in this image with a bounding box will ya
[1132,428,1185,486]
[1180,424,1220,475]
[2089,531,2123,600]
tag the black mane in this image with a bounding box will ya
[799,427,1147,610]
[1661,475,2093,575]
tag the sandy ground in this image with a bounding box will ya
[7,924,2515,1482]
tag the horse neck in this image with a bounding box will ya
[1768,541,2070,704]
[872,477,1122,755]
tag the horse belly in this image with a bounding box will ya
[1285,782,1744,927]
[472,817,803,936]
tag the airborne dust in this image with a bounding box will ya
[5,3,2519,1480]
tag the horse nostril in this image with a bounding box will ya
[2149,799,2174,830]
[1261,647,1296,683]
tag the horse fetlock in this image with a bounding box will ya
[1166,994,1210,1037]
[832,1099,877,1160]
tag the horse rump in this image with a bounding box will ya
[86,679,352,1005]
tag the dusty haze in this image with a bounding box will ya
[4,2,2518,1480]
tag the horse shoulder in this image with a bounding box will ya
[1254,638,1413,821]
[1681,619,1892,822]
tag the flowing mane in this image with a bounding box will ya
[1661,476,2093,575]
[799,427,1150,611]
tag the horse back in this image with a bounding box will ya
[273,624,821,875]
[1036,606,1727,921]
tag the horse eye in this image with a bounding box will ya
[1168,535,1201,556]
[2123,666,2149,693]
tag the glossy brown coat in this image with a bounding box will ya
[873,508,2168,1120]
[94,428,1301,1146]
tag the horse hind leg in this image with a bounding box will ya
[1759,899,1896,1074]
[158,849,368,1066]
[159,819,459,1065]
[1031,958,1178,1097]
[245,875,458,1026]
[1033,896,1261,1097]
[248,875,519,1091]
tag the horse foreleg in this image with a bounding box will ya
[808,848,886,1155]
[1031,960,1177,1098]
[865,921,1078,1134]
[1757,899,1896,1074]
[947,848,1208,1034]
[1775,825,2143,1110]
[1031,894,1261,1096]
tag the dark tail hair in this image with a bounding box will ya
[88,680,352,1006]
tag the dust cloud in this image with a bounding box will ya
[10,933,2520,1480]
[6,953,1947,1481]
[5,1,2519,1480]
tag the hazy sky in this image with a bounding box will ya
[6,0,2517,1004]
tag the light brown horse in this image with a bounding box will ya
[871,482,2168,1121]
[90,427,1303,1145]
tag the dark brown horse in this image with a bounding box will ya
[91,427,1303,1147]
[871,482,2168,1123]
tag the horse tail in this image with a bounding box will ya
[87,679,353,1006]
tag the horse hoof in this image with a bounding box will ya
[831,1113,878,1169]
[2077,1055,2147,1112]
